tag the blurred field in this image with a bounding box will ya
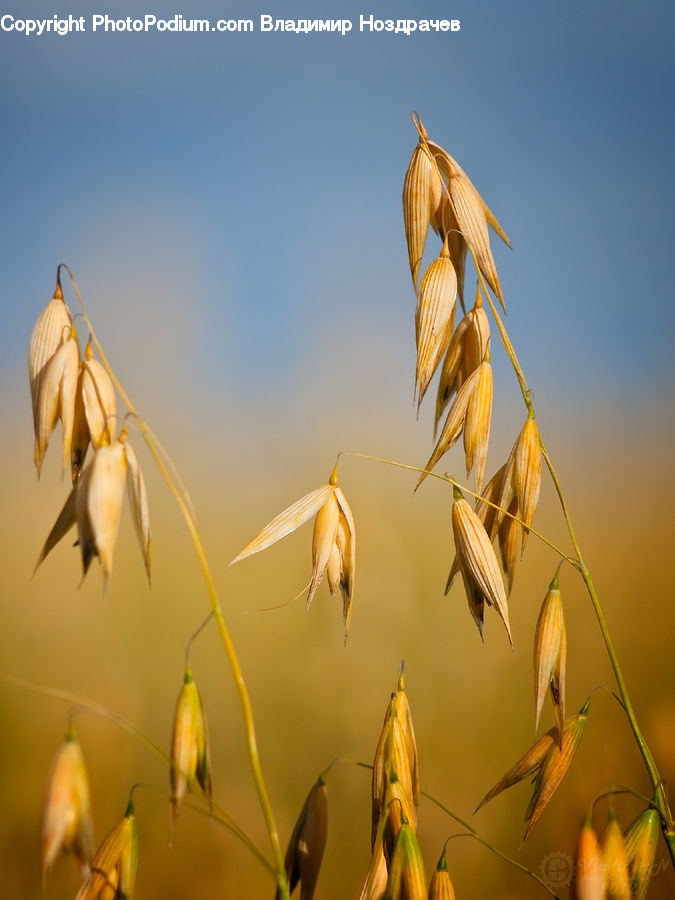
[1,359,674,899]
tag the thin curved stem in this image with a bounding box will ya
[341,451,573,563]
[61,269,290,899]
[422,792,560,898]
[0,671,169,764]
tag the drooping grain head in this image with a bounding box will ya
[427,851,456,900]
[570,817,605,900]
[71,337,117,482]
[451,489,511,644]
[600,810,631,900]
[42,731,94,879]
[276,778,328,900]
[533,576,566,735]
[414,236,457,410]
[74,804,138,900]
[170,667,211,831]
[623,808,659,900]
[33,324,80,477]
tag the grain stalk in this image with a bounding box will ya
[58,265,290,899]
[411,119,674,865]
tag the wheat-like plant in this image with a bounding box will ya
[11,111,675,899]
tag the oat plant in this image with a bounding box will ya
[12,109,675,899]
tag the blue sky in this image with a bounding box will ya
[2,0,674,424]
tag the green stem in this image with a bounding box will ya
[63,269,289,899]
[470,260,675,865]
[422,791,560,898]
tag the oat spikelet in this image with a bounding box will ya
[476,701,588,839]
[371,667,419,848]
[533,576,566,735]
[523,707,588,839]
[34,324,80,477]
[418,349,492,493]
[462,347,492,493]
[123,437,151,583]
[601,810,631,900]
[76,439,128,595]
[427,850,456,900]
[416,367,478,491]
[435,284,490,435]
[384,816,426,900]
[570,816,605,900]
[403,118,443,291]
[276,778,328,900]
[75,803,138,900]
[359,836,389,900]
[431,195,467,311]
[498,498,519,593]
[71,337,117,483]
[448,171,506,310]
[42,730,94,879]
[230,484,334,563]
[623,809,659,900]
[35,431,150,591]
[415,236,457,409]
[493,412,542,551]
[450,487,511,645]
[170,666,211,832]
[29,276,73,442]
[231,464,356,639]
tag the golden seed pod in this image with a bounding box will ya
[71,338,117,482]
[371,668,419,849]
[359,836,389,900]
[416,367,479,491]
[623,808,659,900]
[307,491,340,609]
[448,172,505,309]
[475,729,555,813]
[462,354,492,493]
[42,730,94,879]
[276,778,328,900]
[476,702,588,840]
[493,412,542,551]
[450,489,511,645]
[35,432,151,591]
[533,576,567,735]
[426,138,512,251]
[230,464,356,640]
[414,237,457,409]
[403,121,443,291]
[75,803,138,900]
[384,817,427,900]
[29,278,73,438]
[427,851,456,900]
[33,324,80,478]
[570,817,605,900]
[523,707,588,840]
[123,437,152,584]
[497,498,519,592]
[431,196,467,310]
[170,667,211,831]
[601,810,631,900]
[76,440,128,596]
